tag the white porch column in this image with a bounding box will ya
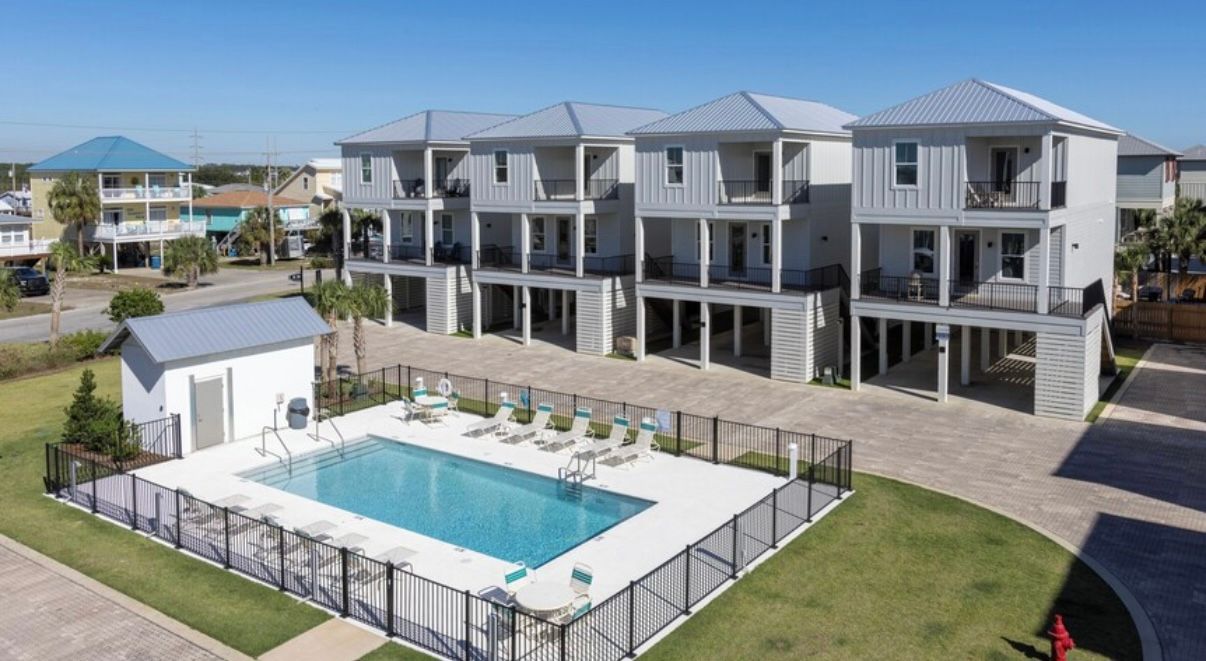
[1037,227,1051,314]
[574,143,585,201]
[936,325,950,403]
[980,327,991,372]
[143,172,150,243]
[902,321,912,362]
[999,328,1008,357]
[634,216,644,282]
[520,213,530,273]
[850,222,862,300]
[635,295,646,361]
[672,300,681,348]
[699,302,711,370]
[383,276,394,327]
[1039,132,1053,211]
[512,286,521,330]
[561,290,570,335]
[960,324,971,386]
[423,148,433,199]
[112,243,118,272]
[771,213,783,293]
[521,286,531,346]
[698,219,710,287]
[850,315,862,391]
[938,225,951,306]
[471,212,481,269]
[424,208,434,266]
[341,208,352,266]
[471,281,482,339]
[877,317,888,376]
[382,210,391,263]
[733,305,743,357]
[772,138,783,205]
[158,239,164,269]
[575,210,585,278]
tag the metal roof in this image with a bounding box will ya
[29,136,193,172]
[1118,133,1181,157]
[1181,145,1206,161]
[466,102,668,140]
[0,212,30,225]
[336,110,517,145]
[99,298,330,364]
[629,91,856,136]
[845,79,1121,134]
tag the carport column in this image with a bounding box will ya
[936,325,950,403]
[521,286,531,346]
[112,242,118,273]
[960,325,971,386]
[512,286,520,330]
[157,239,164,270]
[575,210,585,278]
[471,281,482,339]
[938,225,951,306]
[470,212,481,269]
[635,295,646,361]
[424,208,434,266]
[383,276,394,327]
[877,317,888,376]
[634,216,644,282]
[901,321,912,362]
[733,305,743,357]
[699,301,711,370]
[850,315,862,391]
[980,327,990,371]
[520,213,530,273]
[672,300,681,348]
[998,328,1008,357]
[561,290,569,335]
[698,219,710,287]
[382,210,391,263]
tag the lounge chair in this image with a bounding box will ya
[504,562,534,599]
[348,546,418,586]
[540,407,593,453]
[386,397,415,423]
[465,401,517,437]
[501,403,555,445]
[329,532,369,554]
[601,417,660,467]
[227,503,282,535]
[573,416,630,460]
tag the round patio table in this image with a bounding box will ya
[514,583,576,616]
[414,395,447,408]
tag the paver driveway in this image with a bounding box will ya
[341,320,1206,660]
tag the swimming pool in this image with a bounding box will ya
[240,437,654,567]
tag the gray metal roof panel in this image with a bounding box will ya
[1181,144,1206,160]
[1118,133,1181,157]
[629,91,855,136]
[336,110,517,145]
[99,298,330,363]
[466,102,667,139]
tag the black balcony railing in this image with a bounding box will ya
[583,254,634,275]
[643,257,702,285]
[858,268,940,305]
[643,258,847,294]
[527,252,571,272]
[585,178,619,200]
[432,242,471,264]
[435,178,470,198]
[783,180,810,204]
[388,244,425,262]
[708,264,774,289]
[949,279,1037,313]
[533,179,619,201]
[392,178,471,199]
[392,179,422,199]
[718,180,773,205]
[965,181,1041,210]
[476,245,520,270]
[782,263,849,294]
[1051,180,1067,209]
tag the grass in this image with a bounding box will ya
[65,272,170,292]
[643,472,1140,661]
[221,257,311,271]
[0,360,330,656]
[0,300,59,320]
[1086,338,1151,423]
[357,642,436,660]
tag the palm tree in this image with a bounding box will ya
[163,236,219,289]
[47,243,94,347]
[347,282,390,375]
[1121,208,1157,242]
[1115,244,1148,338]
[47,172,102,256]
[311,279,352,390]
[236,206,284,265]
[1166,197,1206,277]
[0,270,19,313]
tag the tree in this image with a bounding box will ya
[0,270,19,313]
[48,243,94,347]
[1115,244,1148,339]
[311,279,351,391]
[318,208,381,258]
[1166,197,1206,277]
[317,206,343,252]
[104,288,164,323]
[236,206,284,265]
[47,172,102,256]
[347,282,390,375]
[163,235,219,289]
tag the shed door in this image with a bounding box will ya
[193,377,225,451]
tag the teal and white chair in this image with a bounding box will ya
[602,417,661,467]
[540,407,593,453]
[504,562,533,599]
[465,400,517,437]
[502,403,555,445]
[573,416,630,459]
[558,597,591,624]
[569,562,593,595]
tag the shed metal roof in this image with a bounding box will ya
[629,91,856,136]
[1181,145,1206,161]
[0,212,30,225]
[99,298,330,364]
[29,136,193,172]
[1117,133,1181,157]
[845,79,1120,134]
[466,102,668,140]
[336,110,517,145]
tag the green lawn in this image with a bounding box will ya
[642,472,1139,661]
[1086,339,1151,423]
[0,300,58,320]
[0,360,329,656]
[357,642,437,660]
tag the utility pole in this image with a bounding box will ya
[190,128,203,169]
[266,137,276,265]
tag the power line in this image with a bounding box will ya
[0,119,354,134]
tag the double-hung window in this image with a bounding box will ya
[894,141,918,187]
[401,213,414,243]
[493,150,508,184]
[359,154,373,184]
[440,213,454,245]
[665,146,684,185]
[148,206,167,222]
[584,217,598,255]
[1000,232,1026,280]
[148,174,167,188]
[761,223,771,264]
[530,217,546,252]
[912,228,935,274]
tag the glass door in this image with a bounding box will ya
[556,217,571,266]
[729,222,746,276]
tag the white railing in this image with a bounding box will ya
[89,220,207,240]
[0,238,55,257]
[100,186,189,201]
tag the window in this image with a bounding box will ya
[665,146,684,185]
[331,173,342,189]
[493,150,508,184]
[1000,231,1026,280]
[584,217,598,255]
[148,174,167,188]
[761,223,771,264]
[102,174,121,189]
[205,210,213,226]
[530,217,546,252]
[441,213,454,245]
[695,221,715,261]
[103,209,122,225]
[401,213,414,243]
[911,228,935,274]
[360,153,373,184]
[894,141,918,187]
[303,176,309,191]
[148,206,167,222]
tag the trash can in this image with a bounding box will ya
[287,397,310,430]
[150,255,162,270]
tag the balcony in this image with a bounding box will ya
[858,269,940,305]
[392,179,471,200]
[859,269,1102,318]
[949,279,1037,313]
[90,220,206,241]
[644,258,846,294]
[717,180,809,205]
[533,179,619,202]
[0,238,55,258]
[964,181,1067,211]
[100,186,189,202]
[384,243,471,265]
[476,245,633,276]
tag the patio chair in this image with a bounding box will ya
[569,562,593,595]
[504,562,534,599]
[555,597,591,624]
[386,397,415,424]
[1180,288,1197,303]
[464,400,517,437]
[501,403,556,445]
[573,416,630,460]
[540,407,594,453]
[601,417,661,467]
[422,399,450,424]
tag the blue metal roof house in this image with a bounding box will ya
[29,136,193,173]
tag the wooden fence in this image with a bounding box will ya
[1114,300,1206,343]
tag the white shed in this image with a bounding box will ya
[99,298,330,455]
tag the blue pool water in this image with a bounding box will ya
[240,437,653,567]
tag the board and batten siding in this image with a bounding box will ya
[852,128,965,211]
[469,143,537,205]
[342,145,396,205]
[634,136,718,209]
[809,288,842,379]
[1034,311,1102,420]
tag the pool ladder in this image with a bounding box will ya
[558,452,596,494]
[308,414,346,457]
[259,426,293,475]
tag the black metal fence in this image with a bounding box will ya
[949,280,1037,313]
[534,179,620,201]
[965,181,1041,209]
[858,268,940,305]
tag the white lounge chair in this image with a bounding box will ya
[465,401,517,437]
[573,416,630,459]
[601,417,660,467]
[540,407,593,453]
[501,403,555,445]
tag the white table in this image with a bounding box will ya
[514,583,576,616]
[414,395,448,408]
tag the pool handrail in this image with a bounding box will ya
[259,426,293,475]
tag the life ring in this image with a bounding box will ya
[437,378,454,397]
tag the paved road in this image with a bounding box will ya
[0,268,326,343]
[341,320,1205,660]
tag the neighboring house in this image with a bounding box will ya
[98,298,329,454]
[846,79,1120,421]
[338,109,517,333]
[626,91,859,382]
[0,188,31,214]
[185,189,312,255]
[1179,144,1206,202]
[28,136,201,271]
[273,157,343,218]
[464,102,668,354]
[0,213,55,265]
[210,183,264,195]
[1115,133,1179,239]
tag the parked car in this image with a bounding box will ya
[3,266,50,296]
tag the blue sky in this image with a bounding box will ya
[8,0,1204,166]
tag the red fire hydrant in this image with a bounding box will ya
[1049,614,1076,661]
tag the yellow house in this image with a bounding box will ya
[29,136,201,271]
[273,158,343,219]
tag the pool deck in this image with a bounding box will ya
[134,405,787,603]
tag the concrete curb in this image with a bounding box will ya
[1096,343,1158,423]
[854,470,1164,661]
[0,533,253,661]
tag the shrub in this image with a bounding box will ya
[104,288,164,323]
[60,329,109,360]
[309,255,332,269]
[63,369,110,449]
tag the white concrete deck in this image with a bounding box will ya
[134,405,785,602]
